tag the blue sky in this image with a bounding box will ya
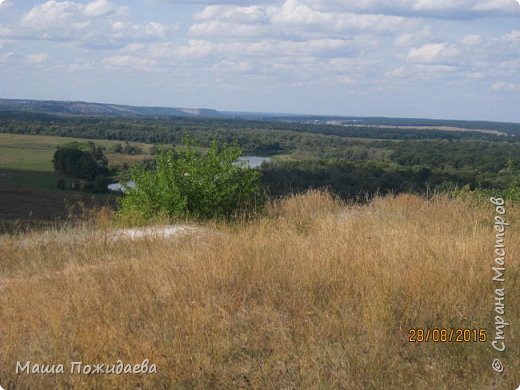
[0,0,519,121]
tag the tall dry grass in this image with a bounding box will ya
[0,190,518,389]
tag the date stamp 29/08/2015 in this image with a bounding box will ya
[408,328,487,343]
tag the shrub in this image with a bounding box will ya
[120,137,265,220]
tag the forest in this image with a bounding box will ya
[1,111,520,202]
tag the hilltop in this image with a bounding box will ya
[0,191,518,389]
[0,98,222,118]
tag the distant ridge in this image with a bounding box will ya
[0,98,223,118]
[1,97,519,136]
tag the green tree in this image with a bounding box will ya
[56,179,66,190]
[53,145,108,181]
[120,136,265,220]
[78,153,99,181]
[94,175,110,193]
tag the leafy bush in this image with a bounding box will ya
[120,137,265,220]
[451,160,520,203]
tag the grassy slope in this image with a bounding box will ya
[0,191,518,389]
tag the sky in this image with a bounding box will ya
[0,0,519,122]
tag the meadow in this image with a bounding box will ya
[0,134,151,230]
[0,191,518,389]
[0,133,152,173]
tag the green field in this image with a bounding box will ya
[0,133,152,172]
[0,134,152,228]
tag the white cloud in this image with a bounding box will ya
[19,0,87,33]
[218,38,352,58]
[190,0,415,40]
[394,28,431,47]
[66,61,96,73]
[102,55,156,70]
[121,43,147,53]
[492,81,520,91]
[167,0,276,3]
[273,0,417,33]
[464,71,483,79]
[460,34,483,46]
[178,40,214,59]
[302,0,520,18]
[502,29,520,46]
[0,0,175,48]
[386,67,407,78]
[84,0,116,17]
[212,60,253,73]
[0,52,14,63]
[498,59,520,73]
[472,0,520,12]
[26,53,49,64]
[407,43,459,63]
[194,4,268,22]
[189,20,271,37]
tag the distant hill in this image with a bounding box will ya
[0,98,222,118]
[1,97,519,136]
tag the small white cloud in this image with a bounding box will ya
[492,81,520,92]
[84,0,115,17]
[178,39,213,59]
[305,0,520,18]
[407,43,459,64]
[498,58,520,72]
[502,29,520,46]
[103,55,156,70]
[394,28,431,47]
[121,43,146,53]
[189,20,269,37]
[335,75,357,85]
[0,52,14,63]
[472,0,520,12]
[386,67,406,78]
[213,60,253,73]
[67,61,96,72]
[460,34,483,46]
[464,71,483,78]
[194,4,268,23]
[26,53,49,64]
[395,33,414,47]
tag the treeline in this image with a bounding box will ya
[261,160,501,200]
[0,112,513,150]
[262,115,520,136]
[381,140,520,173]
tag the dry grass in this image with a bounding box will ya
[0,191,518,389]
